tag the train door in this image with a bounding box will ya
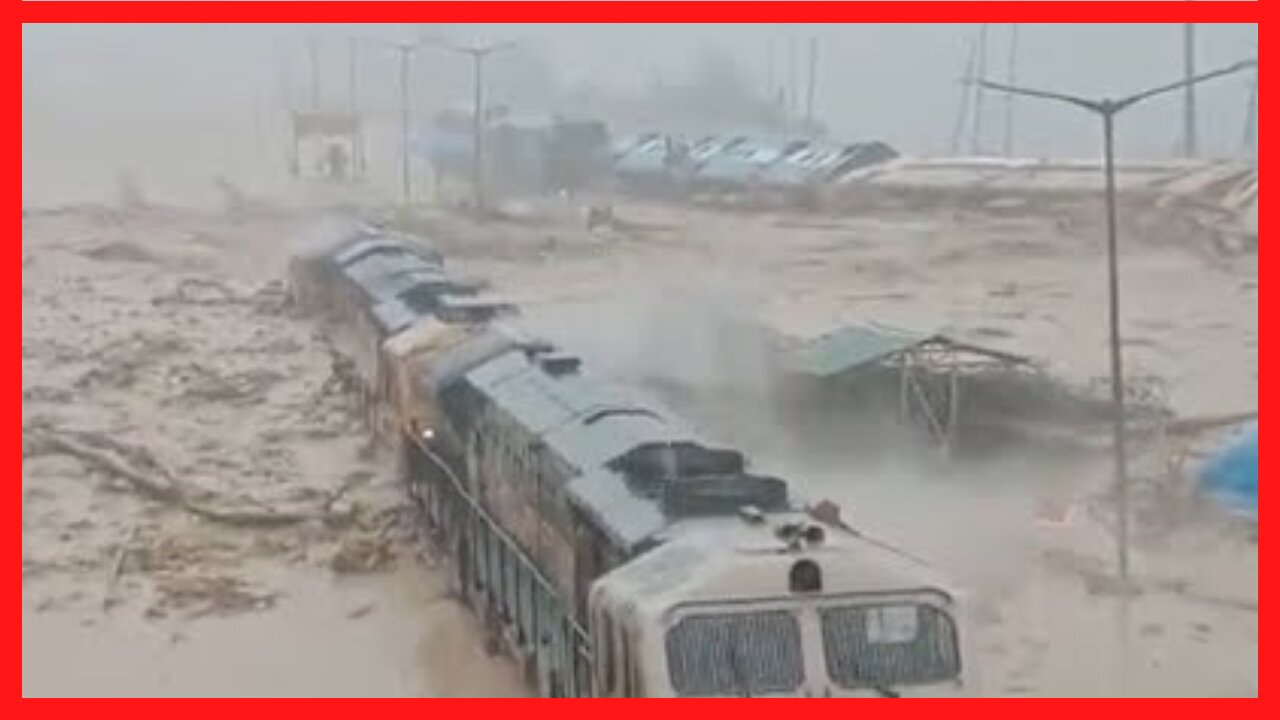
[592,607,634,697]
[574,521,608,623]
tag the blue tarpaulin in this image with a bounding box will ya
[1199,422,1257,517]
[416,130,472,168]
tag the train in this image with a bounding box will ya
[289,223,976,697]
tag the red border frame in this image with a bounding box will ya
[18,0,1262,705]
[13,2,1269,24]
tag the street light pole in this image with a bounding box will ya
[348,38,364,179]
[1002,24,1020,157]
[1243,73,1257,155]
[422,38,516,214]
[971,23,990,155]
[471,51,485,211]
[307,36,321,111]
[1099,104,1129,580]
[805,36,819,133]
[1183,24,1198,158]
[979,57,1257,584]
[398,43,413,205]
[353,37,427,204]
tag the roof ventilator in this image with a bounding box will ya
[540,353,582,376]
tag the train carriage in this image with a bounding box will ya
[292,223,979,698]
[589,515,972,696]
[293,230,511,440]
[288,225,443,315]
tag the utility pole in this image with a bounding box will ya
[1183,24,1198,157]
[970,24,990,155]
[951,36,978,156]
[980,56,1257,585]
[471,51,484,209]
[805,37,819,134]
[348,38,363,178]
[397,43,413,204]
[786,38,798,127]
[348,38,359,117]
[1002,24,1020,157]
[765,36,776,112]
[307,36,321,111]
[1243,74,1257,155]
[358,37,423,204]
[423,38,516,214]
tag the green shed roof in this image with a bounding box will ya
[789,323,929,379]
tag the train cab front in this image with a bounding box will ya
[588,514,975,698]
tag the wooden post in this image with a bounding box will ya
[946,355,961,459]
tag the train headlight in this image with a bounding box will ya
[421,427,435,442]
[789,559,823,593]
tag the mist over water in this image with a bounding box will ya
[521,285,1076,598]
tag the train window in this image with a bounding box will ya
[819,604,960,689]
[665,611,803,697]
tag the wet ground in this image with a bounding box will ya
[21,186,1256,697]
[21,206,524,697]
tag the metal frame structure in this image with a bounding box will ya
[289,110,364,182]
[892,338,1029,458]
[787,324,1030,458]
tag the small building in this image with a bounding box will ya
[289,111,363,182]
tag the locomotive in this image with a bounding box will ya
[289,223,975,697]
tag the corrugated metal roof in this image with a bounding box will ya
[697,137,809,182]
[786,322,1031,379]
[790,323,927,379]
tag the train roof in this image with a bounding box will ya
[453,345,785,551]
[592,513,959,617]
[331,229,444,268]
[422,321,549,394]
[383,315,455,359]
[341,253,441,303]
[370,298,422,336]
[437,294,517,312]
[464,348,697,549]
[466,349,698,461]
[372,286,517,339]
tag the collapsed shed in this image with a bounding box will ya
[781,323,1035,456]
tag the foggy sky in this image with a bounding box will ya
[23,23,1256,206]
